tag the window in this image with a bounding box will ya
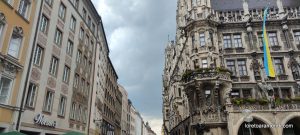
[70,102,76,119]
[92,23,95,34]
[90,41,94,51]
[199,33,205,46]
[78,105,82,121]
[88,62,92,73]
[258,33,264,47]
[85,35,89,46]
[40,15,49,34]
[0,23,4,41]
[70,16,76,31]
[0,77,13,104]
[233,34,242,48]
[82,8,87,20]
[4,0,12,5]
[33,45,44,66]
[193,59,199,69]
[291,63,300,80]
[223,35,232,48]
[231,89,240,98]
[63,65,70,83]
[294,31,300,41]
[87,16,91,27]
[242,89,252,98]
[79,28,84,40]
[237,59,247,76]
[201,59,208,68]
[49,56,59,75]
[18,0,30,18]
[274,58,284,75]
[83,56,87,68]
[281,88,291,99]
[226,60,236,76]
[74,74,79,88]
[71,0,79,9]
[86,83,90,96]
[8,27,23,58]
[45,0,53,6]
[81,78,85,92]
[54,28,62,46]
[66,40,74,56]
[268,32,278,46]
[83,108,87,123]
[25,83,37,108]
[76,50,82,63]
[43,90,54,112]
[58,96,66,116]
[191,35,195,47]
[58,3,66,20]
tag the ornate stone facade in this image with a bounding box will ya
[162,0,300,135]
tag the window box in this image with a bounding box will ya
[277,74,288,80]
[271,45,281,51]
[224,48,234,53]
[235,47,245,53]
[240,75,250,82]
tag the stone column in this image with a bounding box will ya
[242,0,250,16]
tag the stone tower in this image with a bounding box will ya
[163,0,300,135]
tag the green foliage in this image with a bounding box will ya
[275,98,283,106]
[232,98,244,105]
[282,98,291,103]
[181,67,232,81]
[292,96,300,102]
[244,98,257,104]
[258,98,269,105]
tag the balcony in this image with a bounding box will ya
[182,68,232,83]
[230,97,300,112]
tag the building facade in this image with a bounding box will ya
[0,0,40,132]
[119,84,130,135]
[102,58,118,135]
[163,0,300,135]
[18,0,101,134]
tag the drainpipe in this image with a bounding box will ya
[16,0,44,131]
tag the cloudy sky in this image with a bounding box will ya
[91,0,177,134]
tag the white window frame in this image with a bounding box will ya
[49,56,59,76]
[70,102,76,119]
[40,15,49,34]
[63,65,70,83]
[70,16,76,31]
[18,0,30,18]
[199,33,205,46]
[54,28,62,46]
[58,3,66,20]
[43,90,54,112]
[79,28,84,40]
[76,50,82,63]
[201,59,208,68]
[233,34,243,48]
[58,96,66,116]
[25,83,37,108]
[74,74,79,88]
[0,76,13,104]
[8,31,23,58]
[66,40,74,56]
[33,45,43,66]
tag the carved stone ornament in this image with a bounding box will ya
[13,27,24,38]
[0,12,6,24]
[0,59,18,77]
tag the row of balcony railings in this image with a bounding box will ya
[183,6,300,25]
[231,97,300,112]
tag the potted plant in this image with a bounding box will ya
[258,98,269,105]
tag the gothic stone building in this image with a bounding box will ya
[162,0,300,135]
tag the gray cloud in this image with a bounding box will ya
[92,0,176,131]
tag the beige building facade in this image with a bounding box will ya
[163,0,300,135]
[17,0,101,134]
[0,0,41,132]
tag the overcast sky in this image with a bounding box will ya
[91,0,177,134]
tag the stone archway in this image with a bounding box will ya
[236,116,274,135]
[282,115,300,135]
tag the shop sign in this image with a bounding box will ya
[33,114,56,128]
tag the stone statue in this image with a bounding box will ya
[258,82,274,100]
